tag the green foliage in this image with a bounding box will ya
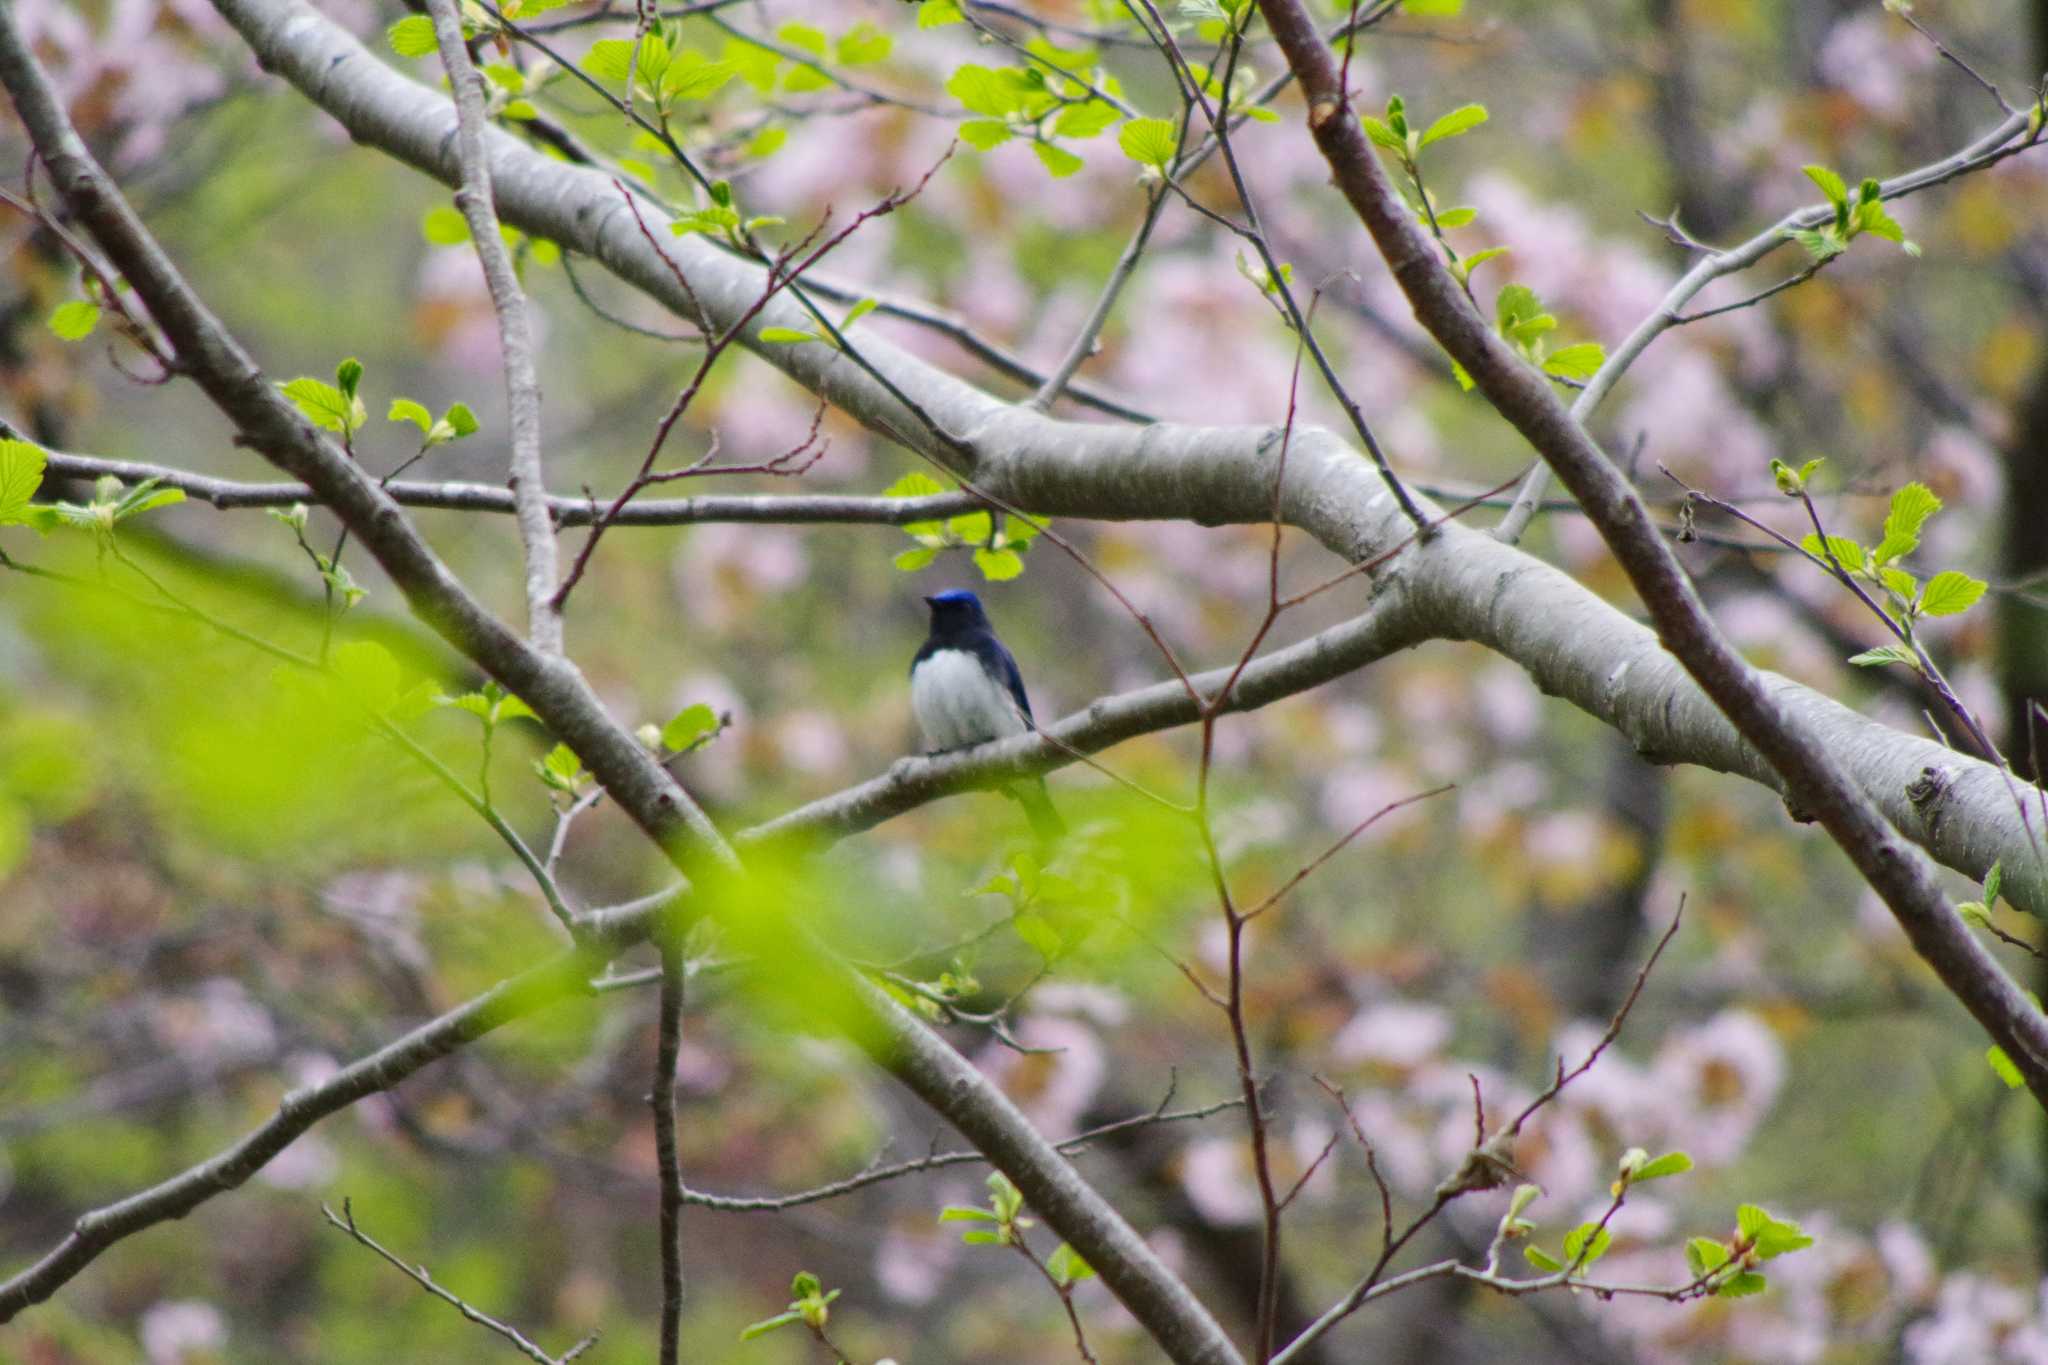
[1446,282,1603,390]
[886,472,1043,579]
[1769,456,1826,496]
[1788,165,1921,260]
[740,1270,841,1342]
[584,28,735,109]
[386,14,438,57]
[660,701,720,752]
[281,358,372,438]
[389,397,480,448]
[48,299,101,341]
[942,1170,1033,1246]
[1117,117,1178,172]
[1679,1205,1814,1298]
[0,437,46,526]
[1786,477,1988,667]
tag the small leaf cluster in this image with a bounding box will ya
[1682,1205,1815,1299]
[1787,165,1920,261]
[0,440,183,538]
[281,358,481,458]
[1790,477,1987,668]
[582,25,737,114]
[886,472,1042,580]
[439,681,540,731]
[534,742,589,799]
[669,177,786,245]
[739,1270,841,1342]
[656,701,722,753]
[1522,1148,1691,1274]
[1360,95,1511,289]
[941,1171,1032,1246]
[1449,284,1605,390]
[946,42,1130,179]
[269,502,366,611]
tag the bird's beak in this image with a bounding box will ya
[921,595,937,606]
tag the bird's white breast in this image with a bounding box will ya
[911,648,1027,752]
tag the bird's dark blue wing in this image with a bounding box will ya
[972,629,1034,725]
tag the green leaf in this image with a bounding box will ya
[1117,117,1179,170]
[1046,1243,1094,1286]
[1875,482,1941,562]
[1918,569,1986,617]
[1053,100,1121,138]
[1786,226,1845,261]
[745,126,788,159]
[947,64,1027,118]
[947,510,993,542]
[1402,0,1462,12]
[1523,1246,1563,1272]
[777,21,828,56]
[1633,1151,1694,1182]
[1433,206,1477,229]
[939,1205,1001,1222]
[1032,142,1084,178]
[918,0,966,27]
[974,546,1024,580]
[387,15,438,57]
[48,300,101,341]
[1361,114,1406,153]
[661,702,719,751]
[758,326,820,344]
[331,640,400,712]
[661,52,734,101]
[886,472,949,498]
[581,38,636,84]
[1798,531,1866,572]
[0,439,47,526]
[1802,163,1848,207]
[960,1229,1006,1246]
[444,403,480,438]
[1562,1222,1611,1268]
[279,378,366,435]
[1846,644,1918,669]
[959,119,1015,150]
[738,1310,801,1341]
[894,546,939,572]
[536,742,584,791]
[835,21,892,65]
[1716,1272,1769,1298]
[1542,342,1605,380]
[1686,1237,1730,1277]
[389,398,433,433]
[113,485,185,520]
[841,298,878,330]
[1986,860,2004,908]
[1419,102,1488,147]
[422,204,470,245]
[1012,911,1061,959]
[1878,567,1919,599]
[1989,1044,2025,1088]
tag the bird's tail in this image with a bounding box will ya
[1011,776,1066,845]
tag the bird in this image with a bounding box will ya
[910,589,1064,843]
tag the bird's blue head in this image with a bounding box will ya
[924,589,988,625]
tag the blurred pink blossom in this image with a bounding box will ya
[1649,1009,1784,1164]
[140,1299,227,1365]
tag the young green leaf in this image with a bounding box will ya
[758,326,820,344]
[389,398,433,433]
[1918,570,1987,617]
[974,546,1024,580]
[1874,482,1940,563]
[959,120,1015,150]
[661,702,719,751]
[1117,117,1178,171]
[1046,1243,1095,1286]
[1802,163,1848,209]
[1847,644,1919,669]
[1989,1043,2025,1088]
[0,439,47,526]
[48,300,101,341]
[1033,142,1084,177]
[279,378,367,436]
[836,21,892,65]
[1542,342,1606,380]
[387,15,438,57]
[1419,103,1488,147]
[422,204,470,245]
